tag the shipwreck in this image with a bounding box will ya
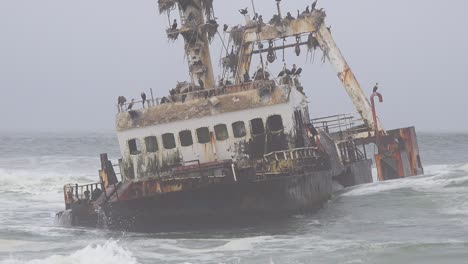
[56,0,424,231]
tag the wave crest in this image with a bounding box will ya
[341,163,468,197]
[1,241,138,264]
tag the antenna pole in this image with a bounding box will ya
[251,0,257,16]
[275,0,282,18]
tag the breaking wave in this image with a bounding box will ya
[0,156,99,199]
[0,241,138,264]
[341,163,468,197]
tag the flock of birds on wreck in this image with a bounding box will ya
[116,0,340,112]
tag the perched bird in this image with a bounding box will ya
[198,78,205,89]
[295,68,303,76]
[286,12,295,20]
[118,96,126,106]
[327,26,332,33]
[141,92,147,107]
[311,0,318,11]
[291,64,297,75]
[160,97,170,104]
[373,83,379,93]
[258,15,263,23]
[305,6,310,13]
[171,19,178,30]
[239,7,248,15]
[297,10,300,19]
[243,71,251,83]
[127,99,135,111]
[223,24,229,32]
[277,70,286,78]
[253,12,259,20]
[118,96,127,111]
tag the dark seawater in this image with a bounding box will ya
[0,132,467,264]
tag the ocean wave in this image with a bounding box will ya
[0,241,138,264]
[158,236,274,254]
[0,167,95,201]
[0,155,100,199]
[341,163,468,197]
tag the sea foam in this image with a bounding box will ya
[341,163,468,197]
[0,241,138,264]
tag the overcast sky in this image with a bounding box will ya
[0,0,466,133]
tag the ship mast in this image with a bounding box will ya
[158,0,216,89]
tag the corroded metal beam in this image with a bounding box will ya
[236,12,325,83]
[242,14,323,43]
[315,23,384,131]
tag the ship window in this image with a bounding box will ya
[250,118,265,135]
[179,130,193,147]
[145,136,158,153]
[267,115,284,131]
[232,121,246,138]
[162,133,176,149]
[128,139,141,155]
[214,124,229,141]
[196,127,210,144]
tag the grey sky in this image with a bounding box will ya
[0,0,466,133]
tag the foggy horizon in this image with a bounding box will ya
[0,0,466,133]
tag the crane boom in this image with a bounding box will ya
[315,23,384,131]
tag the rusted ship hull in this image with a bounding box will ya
[102,171,332,231]
[60,158,373,232]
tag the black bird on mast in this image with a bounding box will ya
[295,68,303,76]
[373,83,379,93]
[312,0,318,11]
[223,24,229,32]
[277,70,286,78]
[141,92,147,107]
[239,7,248,15]
[127,99,135,111]
[171,19,178,30]
[291,64,297,75]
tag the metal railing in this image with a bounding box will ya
[63,182,103,208]
[263,147,321,162]
[311,113,370,139]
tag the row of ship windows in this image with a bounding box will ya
[127,115,284,155]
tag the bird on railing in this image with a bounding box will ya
[141,92,147,108]
[127,99,135,111]
[171,19,178,30]
[118,96,127,112]
[198,78,205,89]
